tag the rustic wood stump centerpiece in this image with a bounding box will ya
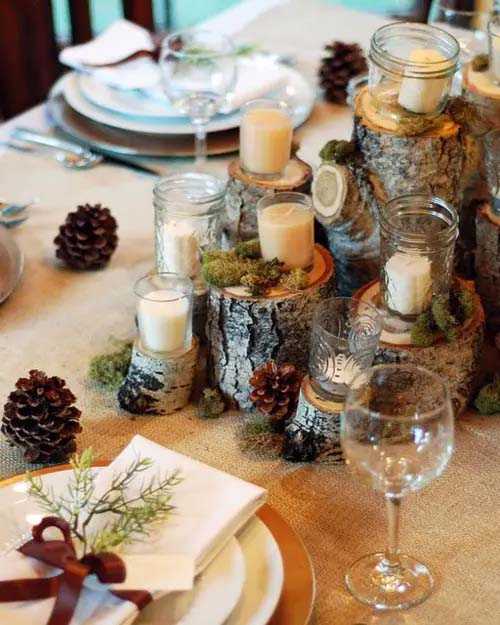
[462,60,500,136]
[475,202,500,315]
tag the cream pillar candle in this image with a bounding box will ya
[489,16,500,85]
[385,252,432,316]
[137,289,191,354]
[160,221,200,277]
[398,49,450,115]
[257,201,314,270]
[240,100,293,176]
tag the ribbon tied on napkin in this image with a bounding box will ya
[0,516,151,625]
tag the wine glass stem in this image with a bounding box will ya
[384,495,402,569]
[194,121,207,167]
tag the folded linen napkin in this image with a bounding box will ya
[0,435,267,625]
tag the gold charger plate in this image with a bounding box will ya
[0,463,315,625]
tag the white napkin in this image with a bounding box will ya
[0,435,267,625]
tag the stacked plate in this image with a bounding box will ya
[48,61,315,159]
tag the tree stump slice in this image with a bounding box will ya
[353,86,474,207]
[283,376,343,464]
[353,280,485,415]
[118,337,199,415]
[207,244,336,410]
[463,62,500,136]
[225,157,313,243]
[475,202,500,315]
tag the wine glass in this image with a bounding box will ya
[341,364,454,610]
[160,30,237,166]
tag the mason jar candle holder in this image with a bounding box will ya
[380,194,459,322]
[484,128,500,215]
[135,272,193,356]
[368,22,461,121]
[309,297,382,401]
[239,98,293,179]
[257,192,314,270]
[488,15,500,85]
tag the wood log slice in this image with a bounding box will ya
[353,280,485,415]
[353,86,474,207]
[475,202,500,315]
[463,62,500,136]
[206,244,336,410]
[118,337,199,415]
[283,376,344,464]
[225,157,313,243]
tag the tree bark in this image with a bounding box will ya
[206,245,336,410]
[475,202,500,316]
[462,62,500,137]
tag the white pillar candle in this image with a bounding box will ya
[257,202,314,270]
[137,289,190,354]
[490,28,500,84]
[398,48,450,115]
[385,252,432,316]
[160,221,200,277]
[240,107,293,176]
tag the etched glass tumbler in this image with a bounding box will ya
[308,297,382,401]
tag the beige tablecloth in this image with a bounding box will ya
[0,1,499,623]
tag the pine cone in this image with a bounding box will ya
[54,203,118,270]
[2,370,82,464]
[248,360,303,432]
[318,41,367,104]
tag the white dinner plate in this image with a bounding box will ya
[55,70,315,136]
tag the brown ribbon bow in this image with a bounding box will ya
[0,516,151,625]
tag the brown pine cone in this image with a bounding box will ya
[54,203,118,270]
[2,370,82,464]
[318,41,367,104]
[249,360,303,432]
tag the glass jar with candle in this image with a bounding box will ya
[257,192,314,270]
[240,98,293,179]
[368,22,461,121]
[154,173,226,291]
[380,194,458,322]
[488,15,500,86]
[135,272,193,356]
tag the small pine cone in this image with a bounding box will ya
[2,370,82,464]
[318,41,367,104]
[54,203,118,270]
[248,360,303,432]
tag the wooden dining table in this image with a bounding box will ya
[0,1,499,623]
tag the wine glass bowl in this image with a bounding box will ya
[341,364,454,610]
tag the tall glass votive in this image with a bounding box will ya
[240,98,293,178]
[380,194,459,321]
[488,15,500,85]
[368,22,460,120]
[135,273,193,356]
[257,192,314,270]
[484,128,500,215]
[154,173,226,291]
[309,297,382,401]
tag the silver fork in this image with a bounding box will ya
[0,198,37,228]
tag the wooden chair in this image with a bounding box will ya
[0,0,167,119]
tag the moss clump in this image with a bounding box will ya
[201,257,250,287]
[398,115,435,136]
[319,139,355,164]
[88,340,132,390]
[410,310,436,347]
[279,268,309,292]
[474,376,500,415]
[197,387,225,418]
[431,298,458,342]
[234,239,261,259]
[202,249,233,265]
[471,53,489,72]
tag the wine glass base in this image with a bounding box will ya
[345,552,433,610]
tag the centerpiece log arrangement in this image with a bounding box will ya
[462,58,500,137]
[475,202,500,315]
[205,243,336,409]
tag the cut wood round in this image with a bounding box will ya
[353,86,474,206]
[475,202,500,315]
[206,244,336,410]
[283,376,343,464]
[118,337,199,415]
[353,280,485,415]
[225,157,313,243]
[463,62,500,136]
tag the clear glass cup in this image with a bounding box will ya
[309,297,382,401]
[256,192,314,270]
[159,30,237,166]
[240,98,293,178]
[341,364,454,610]
[488,14,500,84]
[380,194,459,322]
[135,272,193,357]
[368,22,460,121]
[484,128,500,215]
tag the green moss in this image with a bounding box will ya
[452,283,476,324]
[234,239,261,259]
[197,387,225,418]
[279,268,309,292]
[431,298,457,342]
[474,376,500,414]
[88,340,132,390]
[471,53,489,72]
[201,249,234,265]
[319,139,355,164]
[410,310,436,347]
[201,257,250,287]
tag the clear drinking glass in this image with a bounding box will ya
[309,297,382,401]
[341,364,454,610]
[488,14,500,84]
[159,30,237,166]
[484,128,500,215]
